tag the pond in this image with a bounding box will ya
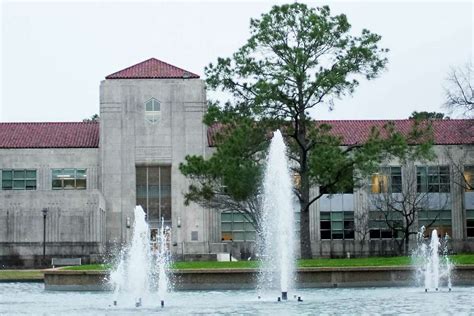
[1,282,473,315]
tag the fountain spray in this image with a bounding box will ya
[413,226,453,292]
[259,130,296,301]
[109,208,175,308]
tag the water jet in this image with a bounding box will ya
[414,227,453,292]
[109,206,173,308]
[259,130,296,301]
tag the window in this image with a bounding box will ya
[418,209,452,237]
[2,169,37,190]
[145,98,161,123]
[417,166,450,193]
[369,211,400,239]
[320,211,354,240]
[221,211,256,242]
[370,167,402,193]
[52,169,87,189]
[467,210,474,238]
[464,166,474,192]
[136,166,171,226]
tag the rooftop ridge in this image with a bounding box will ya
[207,119,474,147]
[105,57,200,79]
[0,122,99,148]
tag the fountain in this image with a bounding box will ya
[155,217,172,307]
[413,226,453,292]
[109,205,172,308]
[259,130,296,301]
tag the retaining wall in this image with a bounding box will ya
[43,266,474,291]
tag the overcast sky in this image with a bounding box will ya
[1,1,472,122]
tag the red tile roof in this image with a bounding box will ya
[106,58,200,79]
[207,119,474,147]
[1,119,470,149]
[0,122,99,149]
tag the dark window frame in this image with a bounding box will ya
[368,210,400,240]
[417,166,450,193]
[466,210,474,238]
[221,211,256,242]
[464,166,474,192]
[370,166,402,194]
[320,211,355,240]
[145,98,161,123]
[1,169,37,190]
[51,168,87,190]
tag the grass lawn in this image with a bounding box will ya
[61,264,111,271]
[61,253,474,271]
[0,270,44,280]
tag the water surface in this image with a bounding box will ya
[1,283,473,315]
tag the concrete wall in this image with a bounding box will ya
[100,78,210,254]
[0,148,106,266]
[43,266,474,291]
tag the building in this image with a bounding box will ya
[1,58,473,266]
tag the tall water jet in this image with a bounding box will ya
[110,206,152,307]
[259,130,296,300]
[413,226,453,292]
[155,218,172,307]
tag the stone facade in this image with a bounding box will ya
[99,77,218,256]
[0,148,105,266]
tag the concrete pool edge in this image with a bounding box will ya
[42,265,474,291]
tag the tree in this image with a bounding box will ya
[83,114,100,122]
[444,147,474,193]
[353,210,370,257]
[180,119,268,236]
[444,62,473,118]
[369,165,445,255]
[181,3,432,258]
[205,4,389,259]
[409,111,447,120]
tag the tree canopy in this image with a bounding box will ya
[409,111,447,120]
[444,62,473,118]
[83,114,100,122]
[180,3,433,258]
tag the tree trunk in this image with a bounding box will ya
[296,83,312,259]
[404,230,410,255]
[300,205,312,259]
[298,127,312,259]
[298,155,312,258]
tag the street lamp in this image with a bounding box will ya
[41,208,48,261]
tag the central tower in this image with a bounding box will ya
[99,58,208,253]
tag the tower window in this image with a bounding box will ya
[145,98,161,123]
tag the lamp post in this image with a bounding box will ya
[41,208,48,261]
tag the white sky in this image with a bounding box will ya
[1,1,473,122]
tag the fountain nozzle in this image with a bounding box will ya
[281,292,288,300]
[135,298,142,308]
